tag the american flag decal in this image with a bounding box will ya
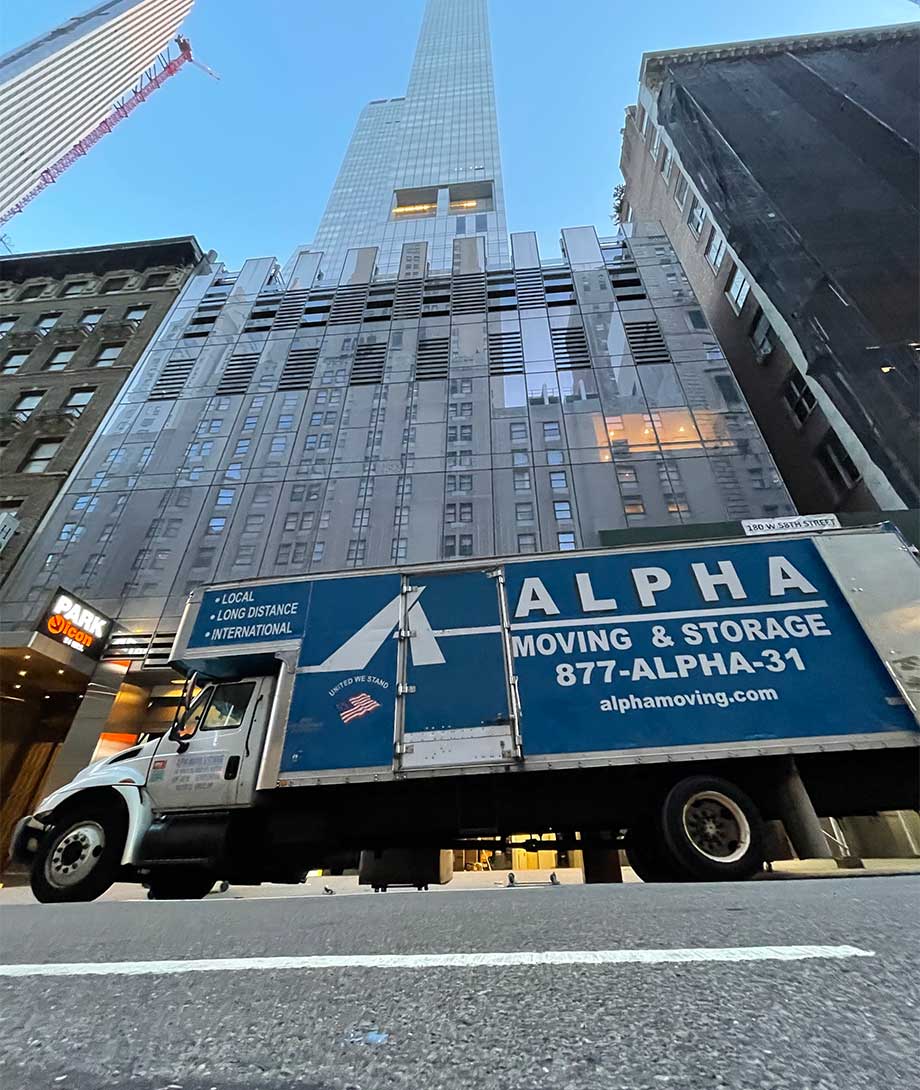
[337,691,381,724]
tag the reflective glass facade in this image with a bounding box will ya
[1,225,793,659]
[308,0,508,280]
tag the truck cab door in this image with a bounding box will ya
[147,677,272,810]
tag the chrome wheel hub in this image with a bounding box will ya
[682,791,750,864]
[46,821,106,888]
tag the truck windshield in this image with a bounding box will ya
[200,682,256,731]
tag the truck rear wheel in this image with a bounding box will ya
[145,870,216,900]
[660,775,765,881]
[30,799,126,904]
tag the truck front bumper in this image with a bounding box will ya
[8,816,47,866]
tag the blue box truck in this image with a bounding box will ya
[14,522,920,901]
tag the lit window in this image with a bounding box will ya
[624,498,646,515]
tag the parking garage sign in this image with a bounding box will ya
[36,588,112,660]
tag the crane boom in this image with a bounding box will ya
[0,40,195,227]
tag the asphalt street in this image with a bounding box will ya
[1,877,918,1090]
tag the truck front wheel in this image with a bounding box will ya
[30,799,126,904]
[660,775,765,881]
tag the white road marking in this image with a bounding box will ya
[0,945,873,978]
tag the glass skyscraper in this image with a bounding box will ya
[306,0,508,280]
[0,0,793,787]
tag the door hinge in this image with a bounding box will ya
[397,628,416,639]
[397,683,416,696]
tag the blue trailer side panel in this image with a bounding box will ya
[502,538,916,757]
[282,575,400,773]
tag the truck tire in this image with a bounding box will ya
[625,821,685,883]
[30,799,127,904]
[660,775,765,881]
[145,870,216,900]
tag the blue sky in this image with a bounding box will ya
[3,0,917,268]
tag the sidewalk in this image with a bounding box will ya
[2,860,918,905]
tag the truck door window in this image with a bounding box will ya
[176,688,211,740]
[200,682,256,731]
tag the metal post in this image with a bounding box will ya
[775,757,834,860]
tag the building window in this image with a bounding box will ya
[783,371,817,425]
[61,281,89,297]
[516,533,537,553]
[94,343,125,366]
[194,547,216,567]
[20,439,62,473]
[125,306,149,322]
[80,310,104,328]
[102,277,129,293]
[2,351,29,374]
[234,546,255,567]
[63,388,95,416]
[276,544,291,565]
[724,266,750,313]
[515,502,534,522]
[549,471,568,491]
[749,308,775,363]
[19,283,46,301]
[624,498,646,515]
[12,391,44,418]
[705,229,726,272]
[242,416,257,432]
[513,469,531,491]
[145,273,170,289]
[687,197,705,237]
[391,537,407,562]
[0,316,17,334]
[216,488,235,506]
[667,498,690,514]
[512,451,529,466]
[546,449,564,465]
[648,126,660,158]
[673,175,689,209]
[455,217,466,235]
[686,309,708,332]
[312,541,325,562]
[44,347,77,370]
[346,539,367,562]
[244,514,265,533]
[617,467,637,485]
[475,215,488,233]
[458,534,473,557]
[817,432,861,494]
[557,532,576,552]
[659,146,673,182]
[58,523,85,542]
[35,313,62,331]
[443,535,457,558]
[278,414,294,430]
[72,495,98,512]
[543,421,561,441]
[270,436,287,455]
[553,500,572,521]
[207,517,226,535]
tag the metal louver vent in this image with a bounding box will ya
[551,326,591,370]
[415,338,449,381]
[451,273,487,315]
[392,281,423,321]
[328,285,368,325]
[279,347,319,391]
[149,358,194,401]
[217,353,259,395]
[514,270,546,309]
[273,290,310,330]
[351,342,387,385]
[609,267,647,301]
[487,330,524,375]
[103,630,175,666]
[623,320,670,364]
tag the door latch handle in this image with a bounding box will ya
[224,755,241,780]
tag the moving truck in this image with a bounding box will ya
[13,522,920,902]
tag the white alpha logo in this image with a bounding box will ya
[310,587,445,672]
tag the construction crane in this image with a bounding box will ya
[0,36,217,228]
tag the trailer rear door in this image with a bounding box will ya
[398,568,520,769]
